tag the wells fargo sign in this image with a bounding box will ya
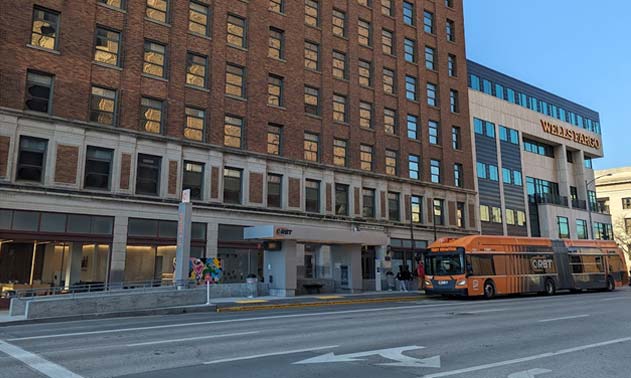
[540,120,600,149]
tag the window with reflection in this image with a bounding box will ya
[409,154,420,180]
[304,133,319,162]
[385,150,398,175]
[225,64,245,97]
[269,28,284,59]
[405,75,417,101]
[99,0,125,9]
[85,146,113,190]
[381,0,393,16]
[223,168,242,204]
[224,115,243,148]
[333,51,347,79]
[431,159,441,183]
[267,75,283,107]
[184,107,205,142]
[384,108,396,135]
[359,101,372,129]
[332,9,345,36]
[383,67,395,94]
[333,139,347,167]
[189,1,209,36]
[425,46,435,70]
[304,41,320,70]
[358,60,372,87]
[404,38,416,63]
[304,86,319,115]
[227,14,246,48]
[25,71,54,114]
[407,114,418,139]
[267,174,282,208]
[335,184,349,216]
[269,0,284,13]
[143,41,166,78]
[31,6,59,50]
[186,53,207,88]
[183,161,204,200]
[411,195,422,223]
[94,27,121,66]
[267,124,282,155]
[140,98,163,134]
[382,29,394,55]
[333,94,347,123]
[360,145,373,171]
[403,2,414,26]
[16,136,48,182]
[388,192,400,221]
[146,0,169,23]
[423,11,434,33]
[305,0,319,27]
[427,83,438,106]
[89,86,117,125]
[448,54,457,77]
[362,188,375,218]
[358,19,371,46]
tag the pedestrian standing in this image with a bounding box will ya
[396,266,407,292]
[417,260,426,290]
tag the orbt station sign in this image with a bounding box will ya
[540,120,600,149]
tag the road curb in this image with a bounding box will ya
[216,295,426,312]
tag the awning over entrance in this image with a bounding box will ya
[243,225,388,245]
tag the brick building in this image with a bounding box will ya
[0,0,476,296]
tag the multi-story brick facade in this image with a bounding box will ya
[0,0,476,296]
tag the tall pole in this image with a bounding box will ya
[433,202,438,241]
[409,198,416,255]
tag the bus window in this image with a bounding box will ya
[582,256,605,273]
[426,253,464,276]
[468,254,495,275]
[569,255,583,273]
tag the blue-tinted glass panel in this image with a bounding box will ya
[474,118,483,134]
[506,88,516,103]
[470,74,480,90]
[485,121,495,138]
[499,126,508,141]
[509,129,519,144]
[482,79,492,95]
[476,162,486,179]
[495,84,504,100]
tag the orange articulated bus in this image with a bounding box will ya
[423,235,629,298]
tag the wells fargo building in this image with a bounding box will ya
[0,0,476,295]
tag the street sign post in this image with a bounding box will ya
[174,189,192,289]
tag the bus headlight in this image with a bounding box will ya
[456,279,467,287]
[424,280,432,287]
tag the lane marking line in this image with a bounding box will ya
[537,314,590,323]
[126,331,259,347]
[0,339,83,378]
[203,345,338,365]
[420,337,631,378]
[316,296,343,300]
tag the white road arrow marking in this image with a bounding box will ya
[294,345,441,368]
[508,368,552,378]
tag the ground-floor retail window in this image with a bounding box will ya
[124,245,204,285]
[218,248,262,283]
[361,247,376,279]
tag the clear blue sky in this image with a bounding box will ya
[463,0,631,169]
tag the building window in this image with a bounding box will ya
[183,161,204,200]
[423,11,434,34]
[186,53,207,88]
[305,179,320,213]
[428,120,439,144]
[269,0,284,13]
[304,86,320,115]
[403,2,414,25]
[358,60,372,87]
[480,205,490,222]
[483,79,492,95]
[358,0,371,7]
[622,198,631,210]
[470,74,481,90]
[304,40,320,70]
[267,174,282,208]
[405,75,417,101]
[335,184,349,216]
[268,28,284,59]
[523,138,554,157]
[382,29,394,55]
[189,1,210,35]
[359,101,372,129]
[304,133,319,162]
[452,126,461,150]
[424,46,435,70]
[25,71,54,114]
[360,145,373,171]
[333,139,348,167]
[385,150,398,175]
[407,114,418,139]
[491,207,502,224]
[223,168,242,204]
[184,107,205,142]
[502,168,512,184]
[304,0,320,26]
[140,97,163,134]
[94,27,121,66]
[445,0,454,7]
[446,19,455,41]
[16,136,47,182]
[388,192,400,221]
[477,162,487,179]
[427,83,438,106]
[136,154,161,195]
[408,154,420,180]
[489,165,499,181]
[267,75,284,107]
[383,67,395,94]
[382,0,393,16]
[84,146,113,190]
[384,108,396,135]
[89,86,117,125]
[404,38,416,63]
[457,202,465,228]
[31,6,59,50]
[450,89,459,112]
[625,219,631,235]
[358,19,371,46]
[584,157,593,169]
[433,199,444,225]
[143,41,167,78]
[332,9,346,36]
[576,219,588,240]
[224,115,243,148]
[495,84,504,100]
[146,0,169,22]
[362,188,375,218]
[558,216,570,239]
[332,51,347,79]
[430,159,441,183]
[454,163,463,187]
[227,14,246,48]
[225,64,246,98]
[333,94,348,123]
[448,54,457,77]
[267,124,282,155]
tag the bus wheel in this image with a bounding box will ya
[483,280,495,299]
[607,276,616,292]
[544,279,556,296]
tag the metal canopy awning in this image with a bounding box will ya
[243,225,388,245]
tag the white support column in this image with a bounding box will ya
[264,240,297,297]
[109,215,128,285]
[64,242,83,289]
[205,222,218,258]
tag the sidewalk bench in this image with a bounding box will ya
[303,283,323,294]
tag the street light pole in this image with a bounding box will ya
[585,173,612,239]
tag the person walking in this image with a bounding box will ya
[417,260,426,290]
[395,266,408,292]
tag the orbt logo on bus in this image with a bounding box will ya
[530,256,554,273]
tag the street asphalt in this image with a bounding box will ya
[0,287,630,378]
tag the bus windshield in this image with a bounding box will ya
[425,252,465,275]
